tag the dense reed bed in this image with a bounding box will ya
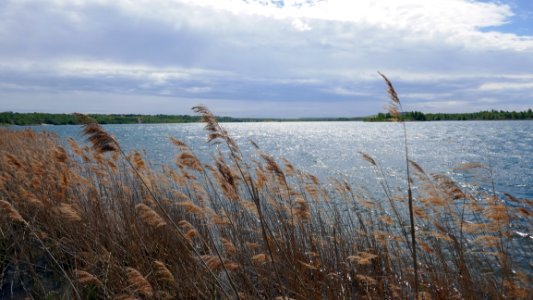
[0,109,531,299]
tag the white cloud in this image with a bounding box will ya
[325,86,371,96]
[23,0,532,51]
[0,59,233,83]
[292,19,311,31]
[479,82,533,91]
[182,86,213,93]
[153,0,533,51]
[402,92,454,100]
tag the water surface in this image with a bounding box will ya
[20,121,533,199]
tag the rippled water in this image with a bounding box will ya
[20,121,533,199]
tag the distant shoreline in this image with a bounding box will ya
[1,109,531,125]
[364,109,533,122]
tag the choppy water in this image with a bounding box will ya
[22,121,532,200]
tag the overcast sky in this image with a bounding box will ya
[1,0,532,117]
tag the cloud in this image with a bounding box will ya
[0,0,532,116]
[292,19,312,31]
[479,82,533,91]
[324,86,372,97]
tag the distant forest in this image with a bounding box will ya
[0,112,366,125]
[364,109,533,121]
[0,110,531,125]
[0,113,199,125]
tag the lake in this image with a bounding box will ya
[20,120,532,199]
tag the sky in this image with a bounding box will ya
[0,0,532,118]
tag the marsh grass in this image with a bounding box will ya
[0,109,532,298]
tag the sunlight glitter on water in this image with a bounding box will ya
[22,120,533,199]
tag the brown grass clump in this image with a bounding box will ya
[0,88,531,299]
[55,203,82,222]
[77,115,119,154]
[0,199,25,223]
[125,267,153,298]
[153,260,176,286]
[73,269,103,287]
[136,203,167,228]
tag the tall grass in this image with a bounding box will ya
[378,71,418,297]
[0,96,532,298]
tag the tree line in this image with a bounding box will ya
[0,112,209,125]
[365,109,533,121]
[1,110,531,125]
[0,112,367,125]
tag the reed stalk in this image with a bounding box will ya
[378,71,418,298]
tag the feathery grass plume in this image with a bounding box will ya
[245,242,259,250]
[211,213,231,226]
[221,238,237,254]
[60,172,70,188]
[517,207,533,217]
[193,105,241,158]
[473,235,500,247]
[414,206,428,219]
[74,270,103,287]
[249,139,260,150]
[294,197,311,221]
[298,260,318,270]
[240,201,259,218]
[192,105,219,137]
[75,113,118,153]
[409,159,426,176]
[379,215,394,225]
[68,137,84,157]
[347,252,378,265]
[223,261,240,271]
[191,182,209,205]
[502,192,520,203]
[54,146,69,163]
[261,153,285,184]
[177,201,204,217]
[178,220,198,240]
[177,152,203,172]
[55,203,82,222]
[153,261,176,286]
[484,204,509,223]
[132,152,146,170]
[454,162,487,171]
[254,165,268,189]
[136,203,167,228]
[281,157,296,176]
[4,153,22,169]
[432,174,466,200]
[201,255,223,271]
[251,253,267,264]
[169,136,190,151]
[215,153,237,186]
[125,267,153,298]
[359,152,377,166]
[0,199,25,223]
[26,194,44,207]
[356,274,377,286]
[378,71,401,121]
